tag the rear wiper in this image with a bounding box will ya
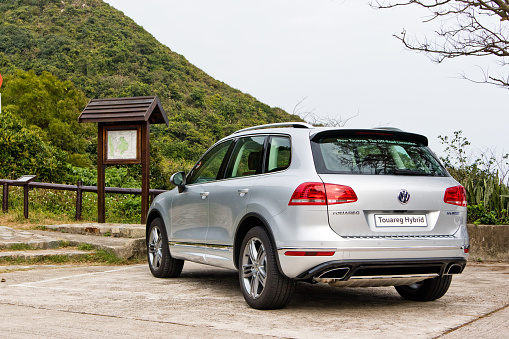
[392,169,434,176]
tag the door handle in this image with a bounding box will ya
[200,192,210,199]
[238,188,249,197]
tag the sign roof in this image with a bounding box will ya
[78,96,168,126]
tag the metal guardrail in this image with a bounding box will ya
[0,178,166,220]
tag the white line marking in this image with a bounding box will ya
[12,265,142,287]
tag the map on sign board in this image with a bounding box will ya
[107,129,138,160]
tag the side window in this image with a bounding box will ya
[266,136,291,173]
[187,140,233,185]
[225,136,266,178]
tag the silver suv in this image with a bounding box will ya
[146,122,469,309]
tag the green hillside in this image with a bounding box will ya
[0,0,299,187]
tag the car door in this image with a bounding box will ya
[170,140,233,246]
[207,136,266,246]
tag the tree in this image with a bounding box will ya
[1,70,93,160]
[0,111,69,182]
[372,0,509,88]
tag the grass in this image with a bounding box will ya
[77,243,94,251]
[4,243,34,251]
[0,249,145,266]
[0,186,143,229]
[0,240,74,252]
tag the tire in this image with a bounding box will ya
[395,275,452,301]
[147,217,184,278]
[239,226,295,310]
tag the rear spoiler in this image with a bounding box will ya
[310,129,428,146]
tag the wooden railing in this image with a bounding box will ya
[0,178,166,221]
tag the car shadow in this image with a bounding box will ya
[176,265,408,310]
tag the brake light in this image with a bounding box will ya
[325,183,358,204]
[355,131,393,137]
[288,182,357,205]
[444,185,467,206]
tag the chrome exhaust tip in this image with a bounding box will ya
[446,264,463,275]
[317,267,350,280]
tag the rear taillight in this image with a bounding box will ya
[288,182,357,206]
[325,183,358,204]
[444,185,467,206]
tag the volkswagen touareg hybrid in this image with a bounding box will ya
[146,123,469,309]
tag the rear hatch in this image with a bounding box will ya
[311,129,467,237]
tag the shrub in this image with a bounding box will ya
[440,131,509,224]
[0,111,70,182]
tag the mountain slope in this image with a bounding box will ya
[0,0,300,186]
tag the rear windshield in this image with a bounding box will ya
[311,135,448,176]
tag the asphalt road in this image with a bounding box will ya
[0,261,507,338]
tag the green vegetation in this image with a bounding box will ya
[0,70,93,165]
[3,186,143,224]
[0,249,142,265]
[439,131,509,225]
[0,0,300,190]
[4,243,34,251]
[0,239,73,252]
[0,111,70,182]
[77,243,94,251]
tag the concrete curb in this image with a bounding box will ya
[0,249,94,260]
[467,224,509,262]
[0,226,62,250]
[0,224,146,261]
[41,223,145,239]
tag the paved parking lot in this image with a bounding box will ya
[0,261,507,338]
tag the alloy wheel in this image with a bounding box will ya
[148,226,163,270]
[241,237,267,299]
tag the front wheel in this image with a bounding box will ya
[395,275,452,301]
[239,226,294,310]
[147,217,184,278]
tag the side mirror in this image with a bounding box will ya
[170,171,186,193]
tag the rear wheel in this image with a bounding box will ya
[147,217,184,278]
[395,275,452,301]
[239,226,294,310]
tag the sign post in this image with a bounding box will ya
[78,96,168,224]
[97,123,145,223]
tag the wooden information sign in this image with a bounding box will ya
[103,125,142,164]
[78,96,169,224]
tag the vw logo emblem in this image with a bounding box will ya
[398,190,410,204]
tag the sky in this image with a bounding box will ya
[104,0,508,160]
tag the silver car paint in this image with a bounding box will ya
[148,126,468,279]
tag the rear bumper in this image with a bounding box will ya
[276,239,469,278]
[296,257,467,281]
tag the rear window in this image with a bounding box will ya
[311,135,447,176]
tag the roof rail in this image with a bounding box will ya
[233,122,314,134]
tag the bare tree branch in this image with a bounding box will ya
[293,97,359,127]
[372,0,509,88]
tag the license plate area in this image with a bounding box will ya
[374,214,427,227]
